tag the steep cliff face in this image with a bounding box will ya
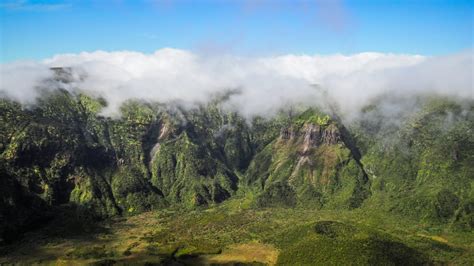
[145,101,253,207]
[246,109,370,209]
[0,92,121,242]
[0,91,249,241]
[149,124,239,207]
[353,98,474,229]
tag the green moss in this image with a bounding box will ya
[295,108,331,127]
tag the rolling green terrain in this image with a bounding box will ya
[1,197,473,265]
[0,84,473,264]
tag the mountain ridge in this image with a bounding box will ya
[1,88,473,247]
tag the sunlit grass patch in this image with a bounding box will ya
[205,242,279,265]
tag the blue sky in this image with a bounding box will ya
[0,0,473,62]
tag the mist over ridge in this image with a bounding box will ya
[0,48,472,120]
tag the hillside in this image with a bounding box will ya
[0,88,473,264]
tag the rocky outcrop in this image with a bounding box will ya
[301,123,322,154]
[148,118,176,168]
[280,122,341,150]
[322,124,341,145]
[248,111,371,209]
[280,126,296,140]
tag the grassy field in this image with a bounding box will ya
[1,193,473,265]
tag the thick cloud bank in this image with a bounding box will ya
[0,49,472,118]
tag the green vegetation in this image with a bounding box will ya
[0,89,473,264]
[248,109,371,210]
[355,97,474,230]
[1,199,472,265]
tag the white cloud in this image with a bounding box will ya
[0,48,472,119]
[0,61,52,103]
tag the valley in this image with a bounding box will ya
[2,196,473,265]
